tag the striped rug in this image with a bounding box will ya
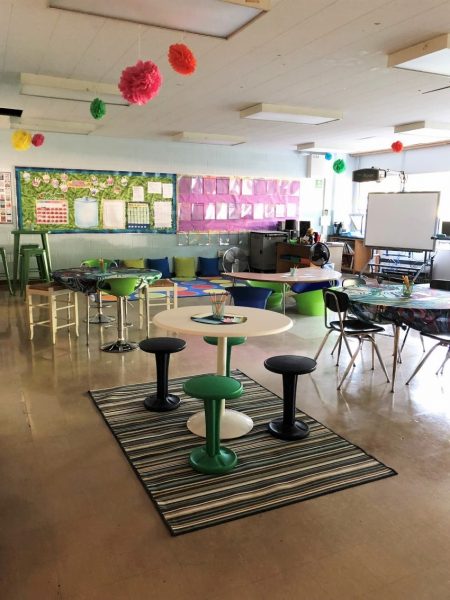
[89,371,396,536]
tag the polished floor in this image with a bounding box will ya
[1,290,449,600]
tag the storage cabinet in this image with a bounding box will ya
[249,231,289,271]
[276,243,311,272]
[327,236,372,273]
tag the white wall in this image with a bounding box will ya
[0,130,308,270]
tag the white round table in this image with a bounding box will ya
[152,305,293,439]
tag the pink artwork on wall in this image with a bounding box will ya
[177,174,300,232]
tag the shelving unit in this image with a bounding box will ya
[328,236,371,273]
[276,243,311,272]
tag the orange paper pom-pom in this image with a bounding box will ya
[168,44,196,75]
[391,140,403,153]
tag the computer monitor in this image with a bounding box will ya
[299,220,311,237]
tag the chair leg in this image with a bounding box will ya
[371,336,390,382]
[27,292,34,340]
[49,295,57,344]
[405,342,442,384]
[74,292,79,337]
[314,330,333,361]
[86,294,90,345]
[436,346,450,375]
[337,338,363,389]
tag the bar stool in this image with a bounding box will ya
[139,337,186,411]
[20,246,50,295]
[0,247,13,295]
[81,259,116,325]
[264,355,316,440]
[139,279,178,338]
[183,374,243,474]
[26,282,79,344]
[203,336,247,377]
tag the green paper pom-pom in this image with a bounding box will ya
[333,159,346,174]
[90,98,106,120]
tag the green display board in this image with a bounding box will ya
[15,167,176,233]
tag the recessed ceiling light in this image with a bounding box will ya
[388,33,450,77]
[240,103,342,125]
[173,131,246,146]
[10,116,96,135]
[49,0,271,39]
[20,73,129,106]
[394,121,450,139]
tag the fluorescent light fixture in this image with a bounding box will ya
[173,131,246,146]
[296,142,336,153]
[394,121,450,139]
[388,34,450,76]
[10,116,96,135]
[50,0,270,39]
[20,73,129,106]
[240,103,342,125]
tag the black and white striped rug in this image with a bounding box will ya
[89,371,396,536]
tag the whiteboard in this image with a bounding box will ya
[365,192,440,251]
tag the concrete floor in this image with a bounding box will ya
[1,291,449,600]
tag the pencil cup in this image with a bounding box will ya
[210,293,227,320]
[402,283,413,297]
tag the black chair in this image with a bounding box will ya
[314,289,390,390]
[139,337,186,411]
[264,355,316,440]
[406,328,450,383]
[430,279,450,291]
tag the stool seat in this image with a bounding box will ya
[183,375,243,474]
[264,355,317,376]
[139,337,186,411]
[264,354,316,441]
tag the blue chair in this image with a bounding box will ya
[229,286,272,308]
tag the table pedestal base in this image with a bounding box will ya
[101,340,139,353]
[189,446,237,474]
[187,408,253,439]
[89,313,115,324]
[268,418,309,441]
[144,393,180,412]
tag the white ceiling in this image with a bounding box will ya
[3,0,450,153]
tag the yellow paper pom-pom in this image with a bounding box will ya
[11,130,32,151]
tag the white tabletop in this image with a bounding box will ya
[228,267,342,284]
[152,304,293,338]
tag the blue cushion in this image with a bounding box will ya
[146,257,171,278]
[291,281,335,294]
[198,256,220,277]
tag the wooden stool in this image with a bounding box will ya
[183,375,243,474]
[139,337,186,411]
[20,246,50,295]
[26,283,79,344]
[139,279,178,338]
[264,355,316,441]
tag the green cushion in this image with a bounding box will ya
[122,258,145,268]
[183,375,243,401]
[174,256,196,278]
[98,277,142,297]
[294,289,325,316]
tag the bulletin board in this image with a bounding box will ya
[177,174,300,232]
[15,167,176,233]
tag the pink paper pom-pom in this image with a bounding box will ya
[31,133,45,147]
[118,59,163,105]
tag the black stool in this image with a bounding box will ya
[264,355,316,440]
[139,337,186,411]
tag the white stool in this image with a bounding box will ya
[26,282,79,344]
[139,279,178,338]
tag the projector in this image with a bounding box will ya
[352,168,387,182]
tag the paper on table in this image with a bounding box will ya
[153,201,173,228]
[132,186,144,202]
[162,183,173,199]
[148,181,162,194]
[103,200,125,229]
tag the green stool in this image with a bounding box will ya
[183,375,243,474]
[0,247,13,295]
[19,246,50,295]
[81,258,117,325]
[294,289,325,316]
[203,336,247,376]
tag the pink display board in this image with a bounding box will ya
[177,175,300,232]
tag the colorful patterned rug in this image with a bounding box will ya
[89,370,397,536]
[171,276,236,298]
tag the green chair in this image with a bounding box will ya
[203,336,247,377]
[19,246,50,295]
[97,277,143,353]
[81,259,117,325]
[0,247,13,295]
[246,280,284,311]
[183,374,243,474]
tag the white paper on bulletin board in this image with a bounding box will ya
[153,201,173,228]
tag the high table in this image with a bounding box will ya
[342,283,450,392]
[153,304,293,439]
[52,266,161,352]
[229,267,342,313]
[11,229,53,294]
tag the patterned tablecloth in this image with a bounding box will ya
[52,266,161,295]
[343,283,450,333]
